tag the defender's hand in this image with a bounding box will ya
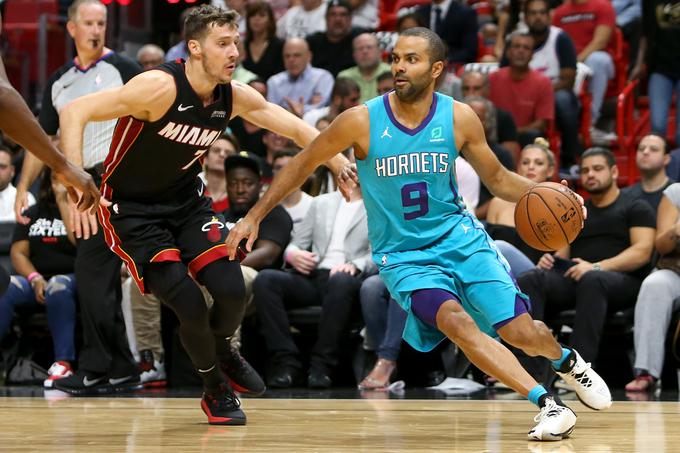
[336,162,359,202]
[560,179,587,224]
[53,161,110,215]
[225,216,259,260]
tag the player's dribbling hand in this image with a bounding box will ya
[559,179,587,223]
[225,216,259,260]
[337,162,359,202]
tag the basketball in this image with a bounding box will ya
[514,182,584,252]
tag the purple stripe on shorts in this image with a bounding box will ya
[492,294,530,330]
[411,288,458,328]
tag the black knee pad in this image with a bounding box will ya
[197,259,246,306]
[145,262,208,328]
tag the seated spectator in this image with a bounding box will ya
[630,0,680,149]
[461,71,520,159]
[486,138,555,267]
[277,0,327,40]
[553,0,617,144]
[414,0,478,66]
[525,0,582,171]
[489,32,554,148]
[200,132,240,213]
[228,79,268,158]
[267,38,335,116]
[303,78,361,127]
[242,0,285,81]
[253,187,370,389]
[272,150,314,233]
[307,0,365,77]
[0,169,76,388]
[338,33,391,103]
[518,148,656,368]
[136,44,165,71]
[623,133,674,212]
[357,273,407,390]
[626,182,680,392]
[0,146,35,222]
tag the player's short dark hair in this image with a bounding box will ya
[68,0,106,22]
[643,132,669,154]
[185,5,240,44]
[399,27,446,65]
[581,147,616,167]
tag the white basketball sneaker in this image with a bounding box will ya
[554,349,612,410]
[528,396,577,441]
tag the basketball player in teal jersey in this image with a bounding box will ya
[226,27,612,440]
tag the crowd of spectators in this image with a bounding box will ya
[1,0,679,397]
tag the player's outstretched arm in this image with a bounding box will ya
[455,102,535,203]
[231,81,353,194]
[0,57,102,215]
[225,106,367,259]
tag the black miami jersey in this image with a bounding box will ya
[102,60,232,203]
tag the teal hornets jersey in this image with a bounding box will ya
[355,92,466,254]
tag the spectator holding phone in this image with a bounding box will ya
[518,148,656,371]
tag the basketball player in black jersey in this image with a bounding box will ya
[58,6,351,425]
[0,13,101,296]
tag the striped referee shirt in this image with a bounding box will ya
[39,52,141,170]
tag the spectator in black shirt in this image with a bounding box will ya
[518,148,656,366]
[0,169,77,388]
[623,133,674,212]
[306,0,365,77]
[242,1,285,81]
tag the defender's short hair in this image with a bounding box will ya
[185,5,240,44]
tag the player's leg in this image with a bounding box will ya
[196,258,266,396]
[411,289,576,441]
[145,260,246,425]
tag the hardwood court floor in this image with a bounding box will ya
[0,396,678,452]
